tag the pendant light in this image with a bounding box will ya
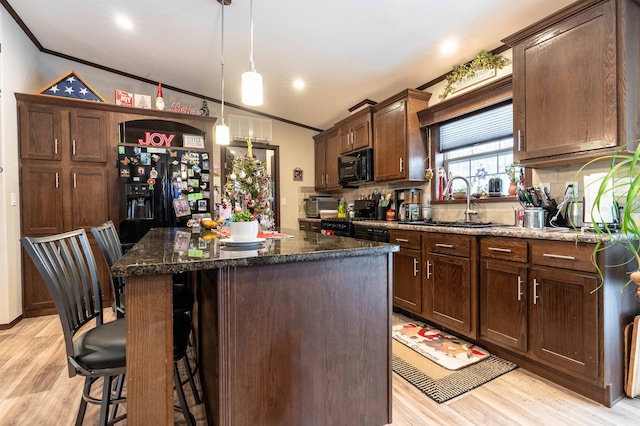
[215,0,230,145]
[241,0,263,106]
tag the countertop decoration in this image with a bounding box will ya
[440,50,510,100]
[223,141,273,227]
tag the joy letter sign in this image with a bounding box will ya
[138,131,176,147]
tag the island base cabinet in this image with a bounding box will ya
[480,260,528,352]
[199,255,392,426]
[530,267,599,380]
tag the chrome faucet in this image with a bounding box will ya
[443,176,478,222]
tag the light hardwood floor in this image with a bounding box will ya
[1,313,639,425]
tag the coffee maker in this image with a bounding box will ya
[395,188,423,221]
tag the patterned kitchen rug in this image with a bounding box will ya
[392,315,517,403]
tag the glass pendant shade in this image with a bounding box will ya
[216,122,230,145]
[242,70,263,106]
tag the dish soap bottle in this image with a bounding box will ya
[338,200,346,218]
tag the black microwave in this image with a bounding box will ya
[338,148,374,186]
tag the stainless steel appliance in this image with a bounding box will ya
[304,196,338,218]
[338,148,374,186]
[395,188,423,221]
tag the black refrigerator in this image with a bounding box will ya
[117,145,212,247]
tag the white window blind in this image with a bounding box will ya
[439,102,513,152]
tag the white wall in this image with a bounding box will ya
[0,16,316,324]
[0,8,43,325]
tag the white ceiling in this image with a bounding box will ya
[6,0,575,131]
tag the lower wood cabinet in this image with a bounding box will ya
[480,237,528,352]
[423,233,477,340]
[390,230,422,313]
[530,266,599,379]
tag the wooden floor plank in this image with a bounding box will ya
[1,313,639,425]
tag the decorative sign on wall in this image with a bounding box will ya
[183,134,205,149]
[293,167,303,181]
[134,94,152,109]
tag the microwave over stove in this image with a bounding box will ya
[338,148,374,186]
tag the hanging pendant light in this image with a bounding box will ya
[242,0,263,106]
[216,0,230,145]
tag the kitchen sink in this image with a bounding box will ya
[399,220,503,228]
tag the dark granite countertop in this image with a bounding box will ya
[348,220,614,243]
[112,227,399,277]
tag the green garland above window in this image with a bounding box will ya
[440,50,510,99]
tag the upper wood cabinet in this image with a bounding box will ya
[373,89,431,183]
[337,107,372,154]
[313,127,341,192]
[503,0,640,166]
[19,102,108,163]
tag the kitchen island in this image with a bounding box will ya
[111,227,399,425]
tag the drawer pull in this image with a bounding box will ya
[533,278,539,305]
[489,247,512,253]
[542,253,575,260]
[435,243,453,248]
[395,238,409,243]
[517,276,523,301]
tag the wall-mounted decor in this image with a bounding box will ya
[293,167,303,181]
[183,134,205,149]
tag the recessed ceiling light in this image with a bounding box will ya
[116,15,133,30]
[441,40,457,55]
[293,79,305,90]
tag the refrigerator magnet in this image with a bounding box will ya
[192,164,201,174]
[120,168,130,178]
[149,167,158,179]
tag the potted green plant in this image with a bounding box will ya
[440,50,510,99]
[505,164,518,195]
[576,148,640,298]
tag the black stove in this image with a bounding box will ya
[320,218,358,237]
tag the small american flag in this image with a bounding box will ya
[38,70,105,102]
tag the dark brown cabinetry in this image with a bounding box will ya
[18,96,111,317]
[390,230,422,313]
[423,233,477,340]
[504,0,640,166]
[480,237,528,352]
[337,107,372,154]
[313,127,341,192]
[529,241,599,379]
[17,93,218,317]
[373,89,431,182]
[298,219,321,233]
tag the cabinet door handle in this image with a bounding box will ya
[399,157,404,172]
[489,247,512,253]
[54,138,58,154]
[72,140,76,156]
[325,174,329,185]
[517,275,523,301]
[73,173,77,188]
[542,253,575,260]
[55,173,59,188]
[533,278,539,304]
[413,258,419,277]
[395,238,409,243]
[517,130,523,151]
[426,260,432,279]
[435,243,453,248]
